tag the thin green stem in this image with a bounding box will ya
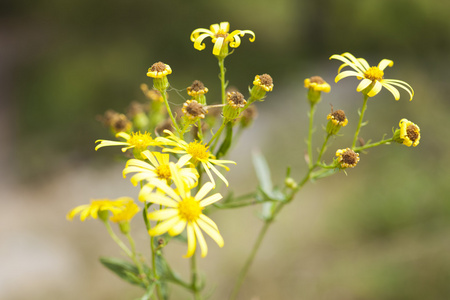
[126,232,150,286]
[353,137,393,152]
[103,220,132,257]
[218,58,226,105]
[160,88,181,134]
[315,134,331,166]
[197,120,204,141]
[207,120,227,149]
[191,253,201,300]
[352,94,369,149]
[307,104,317,168]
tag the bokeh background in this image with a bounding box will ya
[2,0,450,299]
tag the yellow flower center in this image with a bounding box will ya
[186,141,209,161]
[156,164,171,180]
[364,67,384,81]
[128,132,154,150]
[178,197,202,221]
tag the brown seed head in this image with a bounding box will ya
[151,62,167,72]
[227,91,247,108]
[406,124,419,142]
[182,100,208,119]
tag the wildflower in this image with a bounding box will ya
[123,150,198,189]
[182,100,208,120]
[304,76,330,104]
[109,200,140,234]
[330,52,414,101]
[187,80,209,105]
[141,84,165,102]
[250,74,274,101]
[156,130,236,187]
[147,62,172,91]
[393,118,420,147]
[190,21,255,58]
[223,91,247,121]
[66,197,132,222]
[143,164,224,258]
[326,108,348,135]
[98,110,132,134]
[335,148,360,169]
[95,131,160,155]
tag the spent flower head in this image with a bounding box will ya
[147,62,172,91]
[335,148,360,169]
[393,118,421,147]
[142,164,224,258]
[250,74,273,101]
[190,21,255,58]
[182,100,208,121]
[330,52,414,101]
[156,130,236,187]
[326,108,348,135]
[223,91,247,121]
[304,76,330,105]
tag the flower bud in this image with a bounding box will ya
[326,109,348,135]
[304,76,330,105]
[223,91,246,121]
[250,74,273,102]
[147,62,172,91]
[393,118,420,147]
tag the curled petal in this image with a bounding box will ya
[378,59,394,71]
[356,78,373,92]
[367,81,383,97]
[193,33,211,51]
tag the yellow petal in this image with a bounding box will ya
[212,37,224,56]
[184,223,196,258]
[168,219,187,236]
[367,81,383,97]
[197,218,224,248]
[193,222,208,257]
[380,82,400,100]
[334,70,361,83]
[148,208,178,221]
[148,216,180,236]
[194,182,214,201]
[199,193,222,207]
[356,78,373,92]
[378,59,394,71]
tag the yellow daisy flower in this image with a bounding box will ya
[95,131,160,153]
[190,21,255,56]
[143,163,224,258]
[304,76,331,93]
[109,200,140,223]
[156,130,235,187]
[66,197,132,221]
[399,118,420,147]
[330,52,414,101]
[123,150,198,189]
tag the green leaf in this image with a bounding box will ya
[252,151,274,197]
[139,282,156,300]
[99,257,146,288]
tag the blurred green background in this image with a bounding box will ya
[2,0,450,299]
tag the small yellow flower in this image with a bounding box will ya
[187,80,209,97]
[335,148,360,169]
[156,130,235,187]
[123,150,198,190]
[399,118,420,147]
[182,100,208,120]
[190,22,255,57]
[146,62,172,79]
[326,108,348,135]
[143,164,224,258]
[95,131,160,153]
[253,74,274,92]
[304,76,331,93]
[66,197,132,221]
[330,52,414,101]
[109,200,140,223]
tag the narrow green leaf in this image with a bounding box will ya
[216,122,233,158]
[252,151,273,197]
[99,257,144,287]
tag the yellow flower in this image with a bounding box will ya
[95,131,160,153]
[187,80,209,97]
[143,163,224,258]
[327,109,348,127]
[66,197,132,221]
[335,148,360,169]
[304,76,331,93]
[399,118,420,147]
[123,150,198,189]
[330,52,414,101]
[253,74,274,92]
[156,130,235,187]
[190,22,255,57]
[182,100,208,120]
[109,200,140,223]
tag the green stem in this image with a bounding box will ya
[352,94,369,149]
[218,58,227,105]
[207,120,227,149]
[353,137,393,152]
[103,220,132,257]
[307,104,317,168]
[197,120,204,141]
[191,253,201,300]
[315,134,331,166]
[126,232,150,286]
[160,88,181,135]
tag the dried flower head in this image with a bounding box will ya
[396,118,420,147]
[327,109,348,127]
[182,100,208,120]
[253,74,274,92]
[141,84,165,102]
[187,80,209,96]
[99,110,132,133]
[227,91,247,109]
[147,62,172,78]
[336,148,360,169]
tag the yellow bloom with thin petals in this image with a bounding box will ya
[95,131,160,153]
[123,150,198,191]
[330,52,414,101]
[155,130,235,187]
[143,163,224,258]
[109,200,140,223]
[66,197,132,221]
[190,22,255,57]
[399,118,420,147]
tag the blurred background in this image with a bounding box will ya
[1,0,450,299]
